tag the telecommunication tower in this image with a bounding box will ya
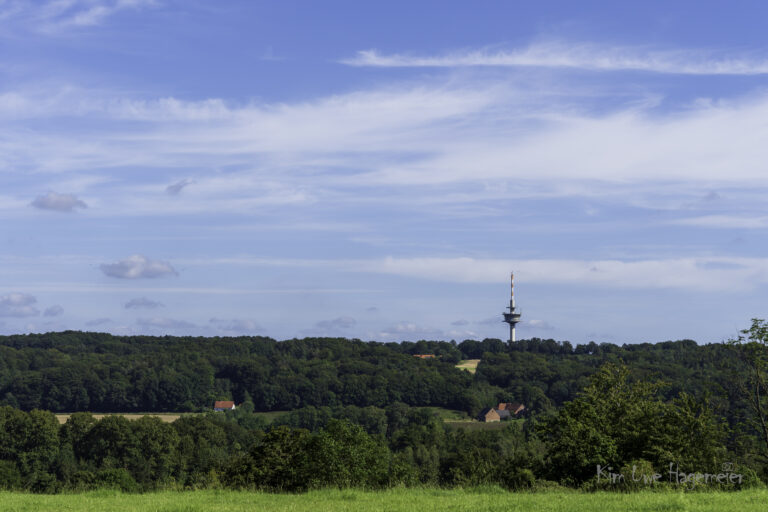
[502,272,522,342]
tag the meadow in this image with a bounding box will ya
[1,488,767,512]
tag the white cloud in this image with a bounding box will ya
[43,304,64,317]
[527,319,555,331]
[86,317,112,326]
[343,42,768,75]
[316,316,356,330]
[365,256,768,291]
[137,317,195,330]
[100,255,178,279]
[219,255,768,293]
[124,297,163,309]
[209,317,262,333]
[670,215,768,229]
[379,321,444,341]
[30,191,87,212]
[0,293,40,317]
[6,81,768,208]
[2,0,159,33]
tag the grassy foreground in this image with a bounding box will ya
[1,488,767,512]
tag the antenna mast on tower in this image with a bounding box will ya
[502,272,522,342]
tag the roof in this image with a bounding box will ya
[413,354,436,358]
[498,402,525,414]
[214,400,235,409]
[497,409,511,419]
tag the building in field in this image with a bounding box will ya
[213,400,236,411]
[477,407,500,422]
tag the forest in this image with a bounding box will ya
[0,322,766,492]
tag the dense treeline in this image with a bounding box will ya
[0,332,746,422]
[0,403,544,492]
[0,368,758,493]
[0,333,479,413]
[2,330,767,492]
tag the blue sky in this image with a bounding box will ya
[3,1,768,344]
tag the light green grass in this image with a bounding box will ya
[54,413,187,425]
[425,406,469,421]
[2,488,766,512]
[456,359,481,374]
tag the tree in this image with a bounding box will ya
[540,363,726,485]
[728,318,768,459]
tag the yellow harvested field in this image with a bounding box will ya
[455,359,480,374]
[55,413,182,424]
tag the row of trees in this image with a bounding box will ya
[0,331,754,420]
[2,354,766,492]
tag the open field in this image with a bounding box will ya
[53,409,502,429]
[456,359,481,374]
[2,488,767,512]
[54,413,184,425]
[55,411,291,425]
[426,406,524,430]
[444,418,522,431]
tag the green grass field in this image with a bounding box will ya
[2,488,766,512]
[54,413,185,425]
[456,359,481,374]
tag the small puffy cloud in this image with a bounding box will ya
[86,317,112,326]
[30,191,87,212]
[316,316,356,330]
[43,305,64,317]
[209,318,262,333]
[365,306,379,313]
[303,316,356,337]
[0,293,40,317]
[379,322,443,340]
[124,297,164,309]
[451,319,469,326]
[527,319,555,331]
[476,316,503,325]
[137,317,195,330]
[166,178,194,195]
[101,255,178,279]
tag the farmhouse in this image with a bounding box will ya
[413,354,436,359]
[477,407,500,422]
[213,400,236,411]
[478,403,526,422]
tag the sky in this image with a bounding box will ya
[2,1,768,344]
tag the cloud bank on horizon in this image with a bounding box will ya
[2,1,768,343]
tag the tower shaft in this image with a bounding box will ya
[502,272,521,343]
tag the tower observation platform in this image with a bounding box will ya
[502,272,521,342]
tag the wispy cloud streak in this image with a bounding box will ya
[343,42,768,75]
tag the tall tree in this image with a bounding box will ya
[728,318,768,459]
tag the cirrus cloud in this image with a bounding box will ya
[342,42,768,75]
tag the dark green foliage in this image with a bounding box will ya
[0,333,475,413]
[539,363,727,485]
[0,328,764,493]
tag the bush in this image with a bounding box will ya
[96,468,138,492]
